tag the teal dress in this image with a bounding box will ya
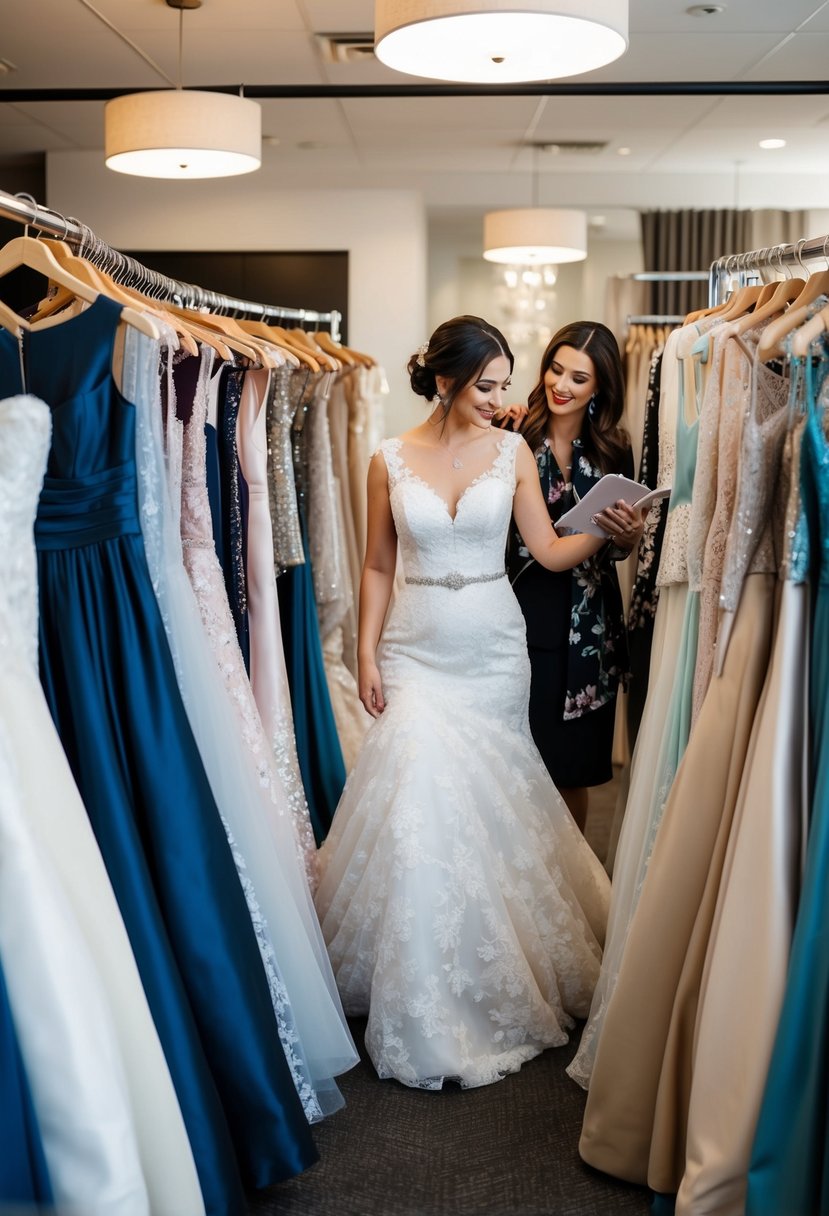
[646,344,702,828]
[0,297,316,1214]
[277,376,346,843]
[745,353,827,1215]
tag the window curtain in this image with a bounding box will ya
[640,209,811,315]
[747,209,810,252]
[640,209,752,315]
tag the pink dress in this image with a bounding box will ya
[236,366,319,877]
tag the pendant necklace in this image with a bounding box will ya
[440,438,464,469]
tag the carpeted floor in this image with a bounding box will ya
[248,774,651,1216]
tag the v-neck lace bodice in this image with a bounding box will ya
[379,433,520,583]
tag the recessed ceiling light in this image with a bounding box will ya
[758,138,786,149]
[686,4,725,15]
[589,215,607,227]
[617,146,632,156]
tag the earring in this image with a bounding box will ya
[588,395,597,418]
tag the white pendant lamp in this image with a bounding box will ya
[374,0,628,83]
[105,90,261,179]
[104,1,261,179]
[484,208,587,264]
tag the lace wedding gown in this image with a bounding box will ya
[316,431,610,1090]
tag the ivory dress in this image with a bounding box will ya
[316,432,610,1090]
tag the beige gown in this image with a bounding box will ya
[675,410,809,1215]
[579,328,778,1190]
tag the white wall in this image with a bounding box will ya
[428,212,645,406]
[46,152,428,436]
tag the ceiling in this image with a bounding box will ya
[2,0,829,242]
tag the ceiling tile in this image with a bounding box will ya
[110,0,308,31]
[742,31,829,78]
[629,0,822,34]
[568,32,791,82]
[340,96,540,133]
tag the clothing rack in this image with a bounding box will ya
[631,272,710,283]
[0,189,342,340]
[708,235,829,307]
[626,314,685,325]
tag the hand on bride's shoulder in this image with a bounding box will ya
[495,403,529,429]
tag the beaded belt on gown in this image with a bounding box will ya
[404,570,505,590]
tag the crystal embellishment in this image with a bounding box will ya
[405,570,505,590]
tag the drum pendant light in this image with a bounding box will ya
[105,1,261,179]
[105,90,261,179]
[483,208,588,264]
[374,0,629,83]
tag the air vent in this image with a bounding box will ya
[316,33,376,65]
[537,140,609,155]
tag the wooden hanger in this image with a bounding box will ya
[239,320,320,372]
[28,242,199,355]
[287,326,341,371]
[315,329,376,368]
[724,275,806,339]
[684,298,731,325]
[312,330,355,366]
[790,301,829,358]
[233,319,301,367]
[166,304,265,365]
[717,283,766,321]
[0,235,158,339]
[756,264,829,360]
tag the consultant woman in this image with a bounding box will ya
[506,322,645,833]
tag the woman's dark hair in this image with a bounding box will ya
[519,321,628,474]
[407,315,514,414]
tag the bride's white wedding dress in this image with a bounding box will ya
[315,431,610,1089]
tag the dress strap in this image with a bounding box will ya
[377,437,405,487]
[491,430,522,487]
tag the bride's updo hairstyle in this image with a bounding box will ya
[407,315,514,414]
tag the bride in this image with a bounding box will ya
[315,315,628,1091]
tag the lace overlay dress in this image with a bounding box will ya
[168,343,357,1113]
[316,432,610,1090]
[690,323,777,721]
[178,349,318,889]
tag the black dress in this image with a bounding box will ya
[507,431,630,789]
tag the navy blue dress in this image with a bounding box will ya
[0,297,316,1214]
[0,960,53,1208]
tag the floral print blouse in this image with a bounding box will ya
[507,432,631,721]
